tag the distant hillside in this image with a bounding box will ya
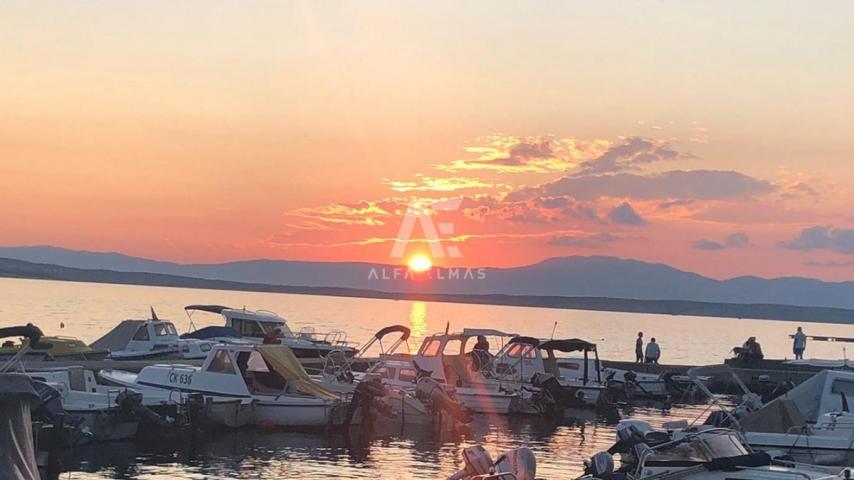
[2,245,854,310]
[2,256,854,324]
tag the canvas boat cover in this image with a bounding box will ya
[784,359,851,368]
[255,345,339,402]
[461,328,517,338]
[184,305,231,314]
[0,374,39,480]
[539,338,597,353]
[181,326,241,340]
[762,370,854,423]
[740,399,807,433]
[90,320,145,352]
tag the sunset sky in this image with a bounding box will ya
[2,2,854,280]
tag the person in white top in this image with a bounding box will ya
[793,326,807,360]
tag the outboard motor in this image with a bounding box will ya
[344,375,392,427]
[583,452,615,479]
[447,445,493,480]
[416,376,472,424]
[493,447,536,480]
[608,420,652,459]
[116,390,175,428]
[448,446,536,480]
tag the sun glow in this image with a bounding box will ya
[408,255,432,272]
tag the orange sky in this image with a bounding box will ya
[2,2,854,280]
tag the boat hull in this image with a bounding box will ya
[204,397,342,428]
[455,388,516,414]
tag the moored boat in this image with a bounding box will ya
[183,305,357,359]
[91,309,216,360]
[99,343,346,428]
[706,369,854,462]
[413,328,519,414]
[579,422,853,480]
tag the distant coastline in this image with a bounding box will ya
[1,256,853,324]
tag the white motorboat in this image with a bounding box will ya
[413,328,519,414]
[99,343,346,428]
[314,325,471,429]
[493,336,610,410]
[327,324,415,388]
[91,309,216,360]
[706,370,854,461]
[25,367,141,442]
[579,421,853,480]
[183,305,356,359]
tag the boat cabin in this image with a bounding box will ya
[494,337,602,385]
[414,328,517,386]
[185,305,294,340]
[364,359,420,389]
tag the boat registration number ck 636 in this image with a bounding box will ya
[169,372,193,385]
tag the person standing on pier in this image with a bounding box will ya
[635,332,644,363]
[645,337,660,364]
[793,326,807,360]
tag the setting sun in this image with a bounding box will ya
[408,255,432,272]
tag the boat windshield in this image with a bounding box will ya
[154,323,178,337]
[236,350,288,394]
[646,434,749,464]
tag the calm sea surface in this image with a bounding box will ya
[3,277,854,479]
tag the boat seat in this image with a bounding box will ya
[740,399,807,433]
[245,371,288,395]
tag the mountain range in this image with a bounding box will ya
[2,245,854,312]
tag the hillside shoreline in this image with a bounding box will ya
[1,256,852,324]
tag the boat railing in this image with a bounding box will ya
[294,327,355,347]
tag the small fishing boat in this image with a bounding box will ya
[579,421,853,480]
[413,328,519,414]
[99,343,346,428]
[91,308,216,360]
[330,324,414,388]
[25,368,141,442]
[183,305,357,359]
[315,326,471,429]
[705,369,854,462]
[493,337,611,412]
[0,335,108,362]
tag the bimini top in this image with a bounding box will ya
[0,324,45,345]
[460,328,517,338]
[538,338,597,353]
[375,325,411,342]
[184,305,232,314]
[508,336,541,347]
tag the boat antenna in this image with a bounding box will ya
[150,306,159,321]
[550,321,557,340]
[445,322,450,335]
